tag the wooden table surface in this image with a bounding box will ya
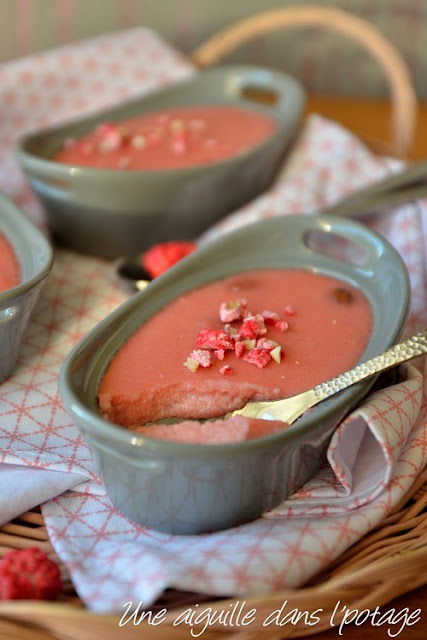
[305,96,427,161]
[297,95,427,639]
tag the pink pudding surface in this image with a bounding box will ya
[98,269,373,443]
[52,104,276,170]
[0,232,20,292]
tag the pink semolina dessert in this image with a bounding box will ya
[98,269,373,443]
[0,232,20,292]
[52,104,276,170]
[131,416,287,444]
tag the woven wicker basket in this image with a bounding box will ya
[0,467,425,639]
[0,6,425,639]
[192,5,418,159]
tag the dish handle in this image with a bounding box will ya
[300,214,396,275]
[220,64,304,115]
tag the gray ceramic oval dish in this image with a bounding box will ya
[59,214,410,535]
[16,65,305,259]
[0,191,53,383]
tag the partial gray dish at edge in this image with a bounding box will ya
[0,190,53,383]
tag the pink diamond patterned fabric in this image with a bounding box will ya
[0,28,425,611]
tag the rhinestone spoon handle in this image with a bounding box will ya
[233,329,427,422]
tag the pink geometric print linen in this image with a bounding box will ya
[0,28,195,519]
[0,29,425,611]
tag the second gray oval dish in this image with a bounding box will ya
[16,65,305,258]
[59,214,410,535]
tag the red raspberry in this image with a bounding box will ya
[275,320,289,332]
[0,547,62,600]
[243,348,271,368]
[142,241,197,278]
[190,349,212,368]
[256,338,277,351]
[261,310,279,325]
[234,341,246,358]
[97,121,129,151]
[171,131,189,155]
[284,305,295,316]
[195,329,234,351]
[238,314,267,339]
[96,121,117,136]
[219,365,234,375]
[219,299,248,323]
[77,141,94,156]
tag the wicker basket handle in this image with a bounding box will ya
[191,5,417,158]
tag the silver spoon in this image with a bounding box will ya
[230,329,426,423]
[116,254,151,291]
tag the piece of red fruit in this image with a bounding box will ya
[190,349,213,368]
[195,329,234,351]
[0,547,62,600]
[238,314,267,339]
[243,347,271,368]
[142,241,197,278]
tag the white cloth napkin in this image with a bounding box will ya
[0,28,425,612]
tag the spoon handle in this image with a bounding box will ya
[321,158,427,219]
[313,329,427,401]
[324,184,427,219]
[235,329,426,422]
